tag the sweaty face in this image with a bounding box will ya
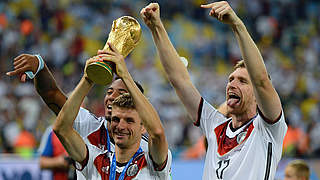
[226,68,256,115]
[104,79,128,119]
[284,166,301,180]
[110,106,143,149]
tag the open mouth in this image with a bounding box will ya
[107,104,112,112]
[227,93,241,107]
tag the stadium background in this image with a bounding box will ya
[0,0,319,179]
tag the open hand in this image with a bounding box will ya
[96,43,127,78]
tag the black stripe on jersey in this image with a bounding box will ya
[264,142,272,180]
[142,134,149,142]
[74,144,89,171]
[258,108,282,124]
[194,97,204,127]
[89,111,102,122]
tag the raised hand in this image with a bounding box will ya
[83,56,97,82]
[201,1,242,26]
[96,43,127,78]
[140,3,161,30]
[6,54,39,82]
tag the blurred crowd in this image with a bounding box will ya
[0,0,319,159]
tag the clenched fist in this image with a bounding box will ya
[140,3,161,30]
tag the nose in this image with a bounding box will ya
[110,91,119,101]
[106,91,118,104]
[116,119,127,130]
[227,80,237,89]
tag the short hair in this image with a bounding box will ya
[233,60,271,80]
[114,76,144,94]
[233,60,245,70]
[287,160,310,179]
[112,93,135,109]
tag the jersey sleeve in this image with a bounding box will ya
[75,143,104,179]
[40,132,53,157]
[196,98,227,138]
[254,110,287,158]
[145,150,172,179]
[73,107,102,138]
[140,134,149,152]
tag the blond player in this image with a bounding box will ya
[141,1,287,179]
[53,43,172,179]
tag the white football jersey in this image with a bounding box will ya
[76,144,172,180]
[73,108,149,180]
[195,98,287,180]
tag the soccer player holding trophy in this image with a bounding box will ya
[7,16,169,179]
[53,20,172,179]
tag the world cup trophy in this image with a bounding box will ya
[86,16,141,85]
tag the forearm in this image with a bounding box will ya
[151,23,190,85]
[53,76,93,135]
[231,23,269,85]
[232,23,282,119]
[122,73,163,136]
[53,76,92,162]
[39,156,68,170]
[34,64,67,115]
[122,73,168,164]
[151,22,201,121]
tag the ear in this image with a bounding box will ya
[141,125,147,134]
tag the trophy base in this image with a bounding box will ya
[86,61,113,85]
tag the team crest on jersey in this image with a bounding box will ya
[127,164,139,176]
[236,132,247,144]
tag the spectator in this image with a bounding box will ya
[284,159,310,180]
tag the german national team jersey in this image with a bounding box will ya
[194,98,287,180]
[73,108,149,179]
[75,144,172,180]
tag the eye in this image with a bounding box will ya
[126,118,134,124]
[228,77,234,83]
[239,78,247,84]
[107,89,114,95]
[111,116,120,123]
[119,90,128,95]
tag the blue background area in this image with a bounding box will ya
[172,159,320,180]
[172,160,204,179]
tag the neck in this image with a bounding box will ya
[115,142,140,163]
[231,112,256,129]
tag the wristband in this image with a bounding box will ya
[25,54,44,79]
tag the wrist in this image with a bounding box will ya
[231,20,245,32]
[150,21,164,33]
[25,54,45,79]
[231,19,244,28]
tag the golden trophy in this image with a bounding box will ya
[86,16,141,85]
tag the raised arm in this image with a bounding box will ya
[101,43,168,167]
[201,1,282,121]
[52,58,95,163]
[140,3,201,122]
[6,54,67,115]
